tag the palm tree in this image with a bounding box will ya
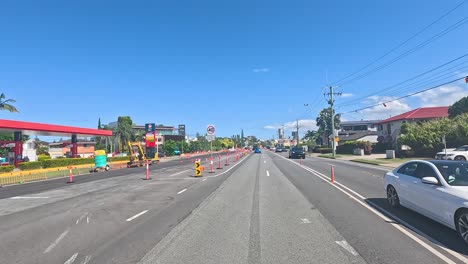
[0,93,19,112]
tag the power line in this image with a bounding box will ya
[341,76,467,114]
[331,0,467,86]
[338,15,468,87]
[336,53,468,107]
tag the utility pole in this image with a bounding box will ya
[326,86,341,158]
[296,119,300,146]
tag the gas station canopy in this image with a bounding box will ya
[0,119,113,137]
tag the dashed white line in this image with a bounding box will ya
[300,218,311,224]
[86,216,89,224]
[44,228,70,253]
[10,196,49,199]
[169,169,191,177]
[76,212,89,225]
[177,188,187,194]
[126,210,148,222]
[81,256,92,264]
[264,160,266,163]
[266,170,270,177]
[64,253,78,264]
[335,240,359,256]
[202,178,207,182]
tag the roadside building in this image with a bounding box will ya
[48,140,96,158]
[338,120,379,144]
[377,106,449,143]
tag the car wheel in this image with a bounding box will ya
[456,210,468,244]
[387,185,400,208]
[455,156,467,161]
[105,165,110,171]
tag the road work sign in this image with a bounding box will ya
[195,160,201,176]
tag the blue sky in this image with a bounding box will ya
[1,0,467,140]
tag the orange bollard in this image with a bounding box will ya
[67,167,74,183]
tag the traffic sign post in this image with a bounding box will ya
[195,160,202,177]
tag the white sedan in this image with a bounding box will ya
[384,160,468,243]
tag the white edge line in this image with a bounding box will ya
[10,196,49,199]
[266,170,270,177]
[335,240,359,256]
[64,253,78,264]
[126,210,149,222]
[279,154,459,264]
[44,228,70,254]
[177,188,187,194]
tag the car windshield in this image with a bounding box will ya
[434,162,468,186]
[455,146,468,151]
[292,148,302,151]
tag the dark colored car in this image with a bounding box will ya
[254,148,262,153]
[289,147,305,159]
[158,151,166,157]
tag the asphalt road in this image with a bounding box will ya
[1,150,468,264]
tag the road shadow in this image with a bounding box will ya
[366,197,468,256]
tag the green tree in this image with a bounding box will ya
[316,108,340,146]
[448,96,468,118]
[116,116,134,153]
[0,93,19,112]
[399,113,468,156]
[163,140,178,156]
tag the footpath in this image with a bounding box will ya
[308,153,429,169]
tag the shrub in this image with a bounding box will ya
[19,161,43,171]
[0,165,14,173]
[337,140,373,155]
[108,156,129,162]
[317,147,332,153]
[42,158,94,168]
[38,154,51,162]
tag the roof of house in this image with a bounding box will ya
[377,106,448,124]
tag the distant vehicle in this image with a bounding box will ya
[270,147,276,151]
[254,148,261,154]
[384,160,468,244]
[158,151,166,158]
[436,145,468,161]
[174,149,181,155]
[282,148,288,152]
[275,147,283,152]
[289,147,305,159]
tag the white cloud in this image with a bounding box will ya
[414,85,468,107]
[341,93,353,98]
[357,96,411,120]
[253,68,270,73]
[264,119,317,131]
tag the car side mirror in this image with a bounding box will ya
[421,177,439,185]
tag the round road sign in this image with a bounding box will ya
[207,125,215,135]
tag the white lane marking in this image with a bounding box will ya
[264,160,266,163]
[177,188,187,194]
[300,218,311,224]
[75,212,89,225]
[126,210,149,222]
[279,154,459,264]
[336,240,359,256]
[86,216,89,224]
[64,253,78,264]
[10,196,49,199]
[81,256,92,264]
[44,228,70,253]
[202,178,207,182]
[169,169,191,177]
[266,170,270,177]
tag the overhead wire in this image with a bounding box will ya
[340,76,467,114]
[336,53,468,107]
[331,0,467,86]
